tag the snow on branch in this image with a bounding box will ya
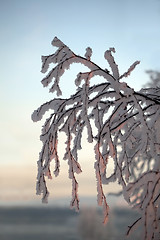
[119,60,140,80]
[32,37,160,240]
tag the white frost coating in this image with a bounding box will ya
[119,61,140,80]
[75,72,82,86]
[75,72,93,86]
[41,68,57,87]
[104,48,119,80]
[119,82,134,96]
[51,36,65,47]
[32,36,160,240]
[72,128,82,160]
[41,55,52,73]
[31,99,65,122]
[84,47,92,60]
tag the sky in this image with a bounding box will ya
[0,0,160,206]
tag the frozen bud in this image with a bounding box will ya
[85,47,92,60]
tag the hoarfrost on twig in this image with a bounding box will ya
[32,37,160,240]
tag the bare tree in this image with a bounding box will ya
[144,70,160,88]
[32,37,160,240]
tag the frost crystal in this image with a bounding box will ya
[32,37,160,240]
[85,47,92,60]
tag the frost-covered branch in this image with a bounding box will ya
[32,37,160,240]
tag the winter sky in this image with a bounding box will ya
[0,0,160,205]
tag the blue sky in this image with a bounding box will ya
[0,0,160,204]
